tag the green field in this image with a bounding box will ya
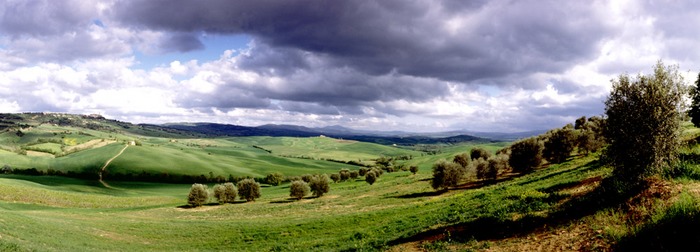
[1,113,699,251]
[0,152,609,251]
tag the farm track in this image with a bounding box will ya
[98,144,129,188]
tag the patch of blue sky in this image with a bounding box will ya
[133,34,251,70]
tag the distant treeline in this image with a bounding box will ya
[1,165,265,184]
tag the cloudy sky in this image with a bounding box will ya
[0,0,698,132]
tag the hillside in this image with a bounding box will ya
[0,113,431,182]
[1,141,697,251]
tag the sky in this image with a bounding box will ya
[0,0,699,133]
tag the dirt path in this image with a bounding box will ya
[98,144,129,188]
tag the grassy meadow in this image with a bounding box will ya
[1,114,700,251]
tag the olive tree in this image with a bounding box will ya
[213,182,237,204]
[187,183,209,207]
[453,153,470,168]
[689,73,700,127]
[604,61,684,185]
[309,174,330,197]
[509,138,544,173]
[237,179,261,202]
[264,172,284,186]
[365,171,377,185]
[470,147,492,160]
[431,160,464,190]
[289,180,310,200]
[543,127,576,164]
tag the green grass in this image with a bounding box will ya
[0,150,614,251]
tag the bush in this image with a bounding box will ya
[301,174,313,183]
[309,174,330,197]
[329,173,340,183]
[365,171,377,185]
[289,180,310,200]
[370,167,383,177]
[473,158,489,180]
[509,138,544,173]
[409,165,419,175]
[264,172,284,186]
[543,127,576,164]
[339,169,350,181]
[213,182,237,204]
[187,183,209,207]
[470,147,492,160]
[237,179,261,202]
[349,170,359,179]
[453,153,470,168]
[604,61,684,185]
[431,160,465,190]
[358,167,369,176]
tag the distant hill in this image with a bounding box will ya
[162,122,495,145]
[0,113,540,145]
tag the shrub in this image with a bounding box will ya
[370,167,383,177]
[329,173,341,183]
[339,169,350,181]
[409,165,419,175]
[470,147,492,160]
[358,167,369,176]
[301,174,313,183]
[509,138,544,173]
[187,183,209,207]
[213,182,237,204]
[349,170,359,179]
[289,180,310,200]
[543,127,576,164]
[453,153,470,168]
[365,171,377,185]
[486,154,509,180]
[264,172,284,186]
[604,61,684,185]
[473,158,489,180]
[431,160,465,190]
[237,179,261,202]
[309,174,330,197]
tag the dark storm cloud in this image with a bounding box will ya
[0,0,96,36]
[158,33,205,53]
[112,0,613,84]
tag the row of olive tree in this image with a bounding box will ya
[187,179,261,207]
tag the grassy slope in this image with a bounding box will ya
[0,147,618,251]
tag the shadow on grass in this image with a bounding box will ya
[177,201,247,208]
[390,190,445,199]
[388,175,647,246]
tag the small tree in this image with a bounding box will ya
[473,158,490,180]
[237,179,261,202]
[453,153,470,168]
[486,154,509,180]
[329,173,341,183]
[301,174,313,183]
[604,61,684,185]
[470,147,492,160]
[509,138,544,173]
[358,167,368,176]
[365,171,377,185]
[349,170,359,179]
[409,165,419,175]
[543,127,576,164]
[213,183,238,204]
[689,73,700,127]
[309,174,330,197]
[431,160,464,190]
[264,172,284,186]
[339,169,350,181]
[187,183,209,207]
[289,180,310,200]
